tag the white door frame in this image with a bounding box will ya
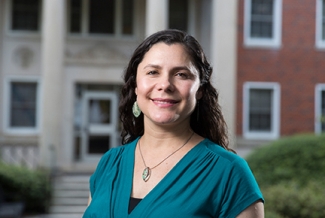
[81,91,118,161]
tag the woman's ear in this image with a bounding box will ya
[135,87,138,95]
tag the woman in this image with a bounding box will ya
[83,29,264,218]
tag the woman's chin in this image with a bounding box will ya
[148,114,180,125]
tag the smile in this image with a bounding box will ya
[151,98,179,106]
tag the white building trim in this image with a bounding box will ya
[244,0,282,48]
[4,0,42,37]
[316,0,325,49]
[3,75,42,135]
[66,0,137,39]
[243,82,281,140]
[315,84,325,133]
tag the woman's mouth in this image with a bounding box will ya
[151,98,179,107]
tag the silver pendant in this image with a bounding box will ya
[142,167,151,182]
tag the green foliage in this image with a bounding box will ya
[263,181,325,218]
[0,162,52,213]
[246,133,325,187]
[246,133,325,218]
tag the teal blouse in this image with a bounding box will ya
[83,138,264,218]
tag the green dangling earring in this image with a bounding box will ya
[132,101,141,117]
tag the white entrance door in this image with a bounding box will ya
[81,91,118,161]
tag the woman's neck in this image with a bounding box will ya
[141,129,193,149]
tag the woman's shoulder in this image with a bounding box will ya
[200,138,246,164]
[95,139,137,170]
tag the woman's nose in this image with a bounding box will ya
[157,75,174,92]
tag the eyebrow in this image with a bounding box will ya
[143,64,161,70]
[143,64,191,72]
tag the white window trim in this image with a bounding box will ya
[3,76,42,135]
[315,84,325,133]
[67,0,137,39]
[316,0,325,49]
[243,82,281,140]
[244,0,282,48]
[4,0,42,37]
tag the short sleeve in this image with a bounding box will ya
[89,170,96,198]
[218,158,264,217]
[88,149,119,198]
[89,152,107,198]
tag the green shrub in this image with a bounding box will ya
[246,133,325,218]
[0,162,51,213]
[246,133,325,187]
[263,181,325,218]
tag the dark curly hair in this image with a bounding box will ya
[119,29,232,152]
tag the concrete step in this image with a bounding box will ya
[52,197,88,206]
[49,174,90,214]
[53,182,89,190]
[54,175,90,183]
[52,190,89,198]
[49,205,87,214]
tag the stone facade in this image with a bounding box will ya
[0,0,238,172]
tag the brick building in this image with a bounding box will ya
[236,0,325,146]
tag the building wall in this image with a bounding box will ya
[0,3,41,144]
[0,0,238,170]
[237,0,325,139]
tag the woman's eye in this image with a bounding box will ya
[147,70,157,75]
[176,72,188,78]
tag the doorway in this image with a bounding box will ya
[80,91,118,161]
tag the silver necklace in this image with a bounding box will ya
[138,132,194,182]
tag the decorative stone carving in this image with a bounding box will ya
[65,44,129,66]
[13,47,34,68]
[0,145,39,169]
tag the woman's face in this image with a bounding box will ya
[135,42,202,127]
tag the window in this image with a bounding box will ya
[70,0,82,33]
[315,84,325,133]
[243,82,280,139]
[249,89,272,131]
[11,0,41,31]
[316,0,325,48]
[4,78,40,134]
[169,0,189,32]
[69,0,134,36]
[244,0,282,47]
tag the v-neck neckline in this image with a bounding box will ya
[125,137,207,217]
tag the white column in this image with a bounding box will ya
[39,0,65,169]
[211,0,238,148]
[145,0,168,36]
